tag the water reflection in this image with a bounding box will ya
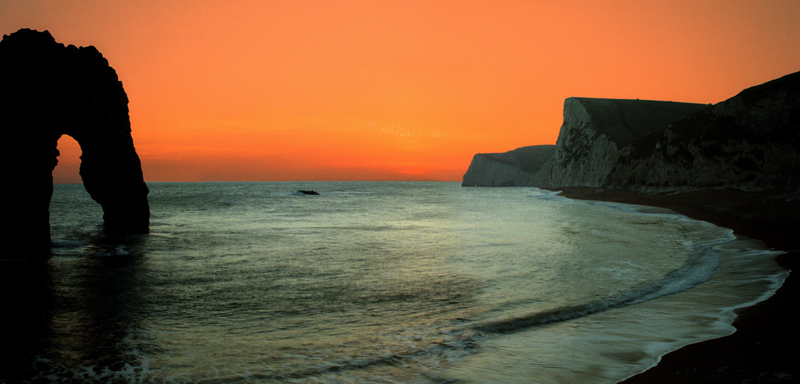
[0,259,55,381]
[1,232,149,382]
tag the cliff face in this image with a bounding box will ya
[609,71,800,190]
[463,70,800,192]
[542,98,709,188]
[1,29,149,258]
[462,145,555,186]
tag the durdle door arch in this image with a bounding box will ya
[1,29,149,259]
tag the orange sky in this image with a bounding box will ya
[2,1,799,182]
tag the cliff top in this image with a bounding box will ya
[478,145,556,174]
[567,97,709,148]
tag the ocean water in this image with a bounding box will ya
[1,181,787,383]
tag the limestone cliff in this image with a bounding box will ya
[462,145,555,186]
[1,29,149,258]
[541,98,709,187]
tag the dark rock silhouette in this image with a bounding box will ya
[298,190,320,195]
[609,71,800,190]
[0,29,149,258]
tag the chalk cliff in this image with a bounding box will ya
[462,145,555,186]
[541,98,709,187]
[463,70,800,191]
[1,29,149,258]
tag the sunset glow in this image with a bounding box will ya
[2,0,799,182]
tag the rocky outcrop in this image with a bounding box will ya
[462,145,555,186]
[463,71,800,192]
[608,71,800,190]
[1,29,149,258]
[541,98,709,187]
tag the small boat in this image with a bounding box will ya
[297,190,319,196]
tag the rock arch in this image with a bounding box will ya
[1,29,149,258]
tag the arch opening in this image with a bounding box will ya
[54,135,83,185]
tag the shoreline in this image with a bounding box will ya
[555,187,800,384]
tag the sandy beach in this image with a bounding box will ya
[557,187,800,384]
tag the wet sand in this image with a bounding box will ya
[556,187,800,384]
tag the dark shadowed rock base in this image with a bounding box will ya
[557,187,800,384]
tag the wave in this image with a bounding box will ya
[471,191,730,334]
[471,246,721,333]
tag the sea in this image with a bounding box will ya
[1,181,788,383]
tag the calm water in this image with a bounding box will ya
[1,182,787,383]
